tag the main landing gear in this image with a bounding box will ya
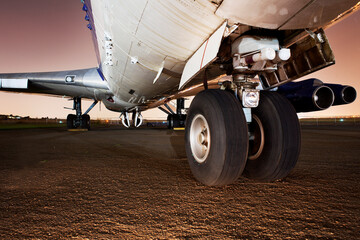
[66,97,98,130]
[159,98,187,129]
[185,89,301,186]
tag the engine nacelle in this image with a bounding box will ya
[278,79,335,113]
[323,84,357,106]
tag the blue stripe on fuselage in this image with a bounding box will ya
[82,0,102,74]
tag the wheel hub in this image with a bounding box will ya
[190,114,211,164]
[248,115,265,160]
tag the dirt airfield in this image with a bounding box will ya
[0,125,359,239]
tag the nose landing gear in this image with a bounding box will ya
[244,91,301,181]
[185,90,249,186]
[184,89,301,186]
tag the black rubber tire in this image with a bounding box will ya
[185,89,249,186]
[81,114,91,130]
[244,91,301,182]
[66,114,75,129]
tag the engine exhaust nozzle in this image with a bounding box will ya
[324,84,357,106]
[278,79,334,113]
[312,86,335,110]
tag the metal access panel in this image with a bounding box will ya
[259,29,335,89]
[0,78,28,89]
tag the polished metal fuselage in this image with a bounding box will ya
[88,0,359,111]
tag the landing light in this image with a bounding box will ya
[242,89,260,108]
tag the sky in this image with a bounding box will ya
[0,0,359,119]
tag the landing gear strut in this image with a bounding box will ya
[66,97,97,130]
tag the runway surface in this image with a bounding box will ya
[0,126,359,239]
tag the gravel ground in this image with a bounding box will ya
[0,125,359,239]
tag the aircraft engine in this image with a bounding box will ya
[277,79,335,113]
[323,84,357,106]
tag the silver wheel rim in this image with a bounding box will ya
[190,114,211,163]
[248,115,265,161]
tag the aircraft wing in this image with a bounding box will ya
[0,68,110,100]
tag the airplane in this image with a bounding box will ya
[0,0,358,186]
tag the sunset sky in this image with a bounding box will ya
[0,0,359,119]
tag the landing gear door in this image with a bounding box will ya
[179,22,227,90]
